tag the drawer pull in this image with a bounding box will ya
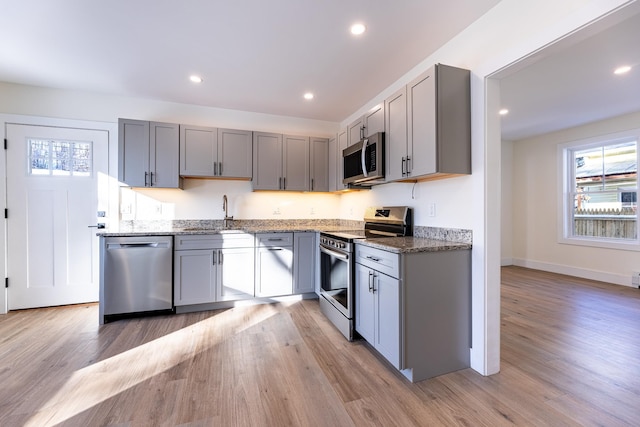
[365,255,381,262]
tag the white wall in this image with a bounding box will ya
[0,82,339,137]
[511,110,640,286]
[121,181,340,221]
[502,140,514,265]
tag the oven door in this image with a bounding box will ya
[319,243,353,319]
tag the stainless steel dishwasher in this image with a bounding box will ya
[99,235,174,323]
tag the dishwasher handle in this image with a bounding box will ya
[106,242,171,249]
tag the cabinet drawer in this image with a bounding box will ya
[256,233,293,247]
[175,233,254,250]
[356,245,400,278]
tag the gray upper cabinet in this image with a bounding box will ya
[405,64,471,181]
[217,128,253,178]
[180,125,252,179]
[180,125,216,177]
[328,135,337,192]
[283,135,310,191]
[347,104,385,146]
[118,119,181,188]
[336,128,349,190]
[252,132,310,191]
[310,137,329,192]
[252,132,283,190]
[385,86,408,182]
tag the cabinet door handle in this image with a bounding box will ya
[372,273,377,293]
[214,162,218,176]
[279,177,282,190]
[150,172,154,186]
[406,156,411,175]
[401,157,406,175]
[212,250,217,265]
[283,177,286,190]
[311,178,314,191]
[144,171,149,187]
[219,162,223,176]
[368,271,373,292]
[219,251,223,264]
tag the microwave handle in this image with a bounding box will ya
[361,138,369,178]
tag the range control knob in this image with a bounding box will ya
[339,242,346,249]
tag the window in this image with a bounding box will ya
[560,132,639,248]
[28,139,92,177]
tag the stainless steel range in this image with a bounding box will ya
[319,206,412,340]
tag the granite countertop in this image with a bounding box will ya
[98,220,472,254]
[96,220,363,237]
[357,236,472,254]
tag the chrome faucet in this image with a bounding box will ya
[222,194,234,227]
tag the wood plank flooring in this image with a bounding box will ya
[1,266,639,426]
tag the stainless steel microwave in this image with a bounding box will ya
[342,132,385,185]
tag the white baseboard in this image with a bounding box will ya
[501,258,514,266]
[510,258,637,288]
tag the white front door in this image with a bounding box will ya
[6,124,109,309]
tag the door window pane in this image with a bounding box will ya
[28,139,93,177]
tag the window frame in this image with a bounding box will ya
[558,128,640,251]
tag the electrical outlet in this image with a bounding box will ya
[428,203,436,217]
[632,271,640,287]
[310,207,316,215]
[273,207,281,215]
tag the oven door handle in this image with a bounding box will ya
[320,244,349,261]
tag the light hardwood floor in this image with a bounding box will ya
[1,266,639,426]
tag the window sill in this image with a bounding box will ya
[558,235,640,252]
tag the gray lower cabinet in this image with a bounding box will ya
[174,234,255,306]
[355,261,401,368]
[255,233,294,297]
[118,119,181,188]
[293,232,316,294]
[355,243,471,382]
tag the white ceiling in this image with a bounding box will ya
[3,1,639,140]
[0,0,501,122]
[498,3,640,141]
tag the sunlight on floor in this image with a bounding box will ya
[25,305,279,426]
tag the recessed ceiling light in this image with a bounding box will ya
[189,75,203,83]
[350,23,366,35]
[614,65,632,75]
[303,92,314,100]
[499,108,509,116]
